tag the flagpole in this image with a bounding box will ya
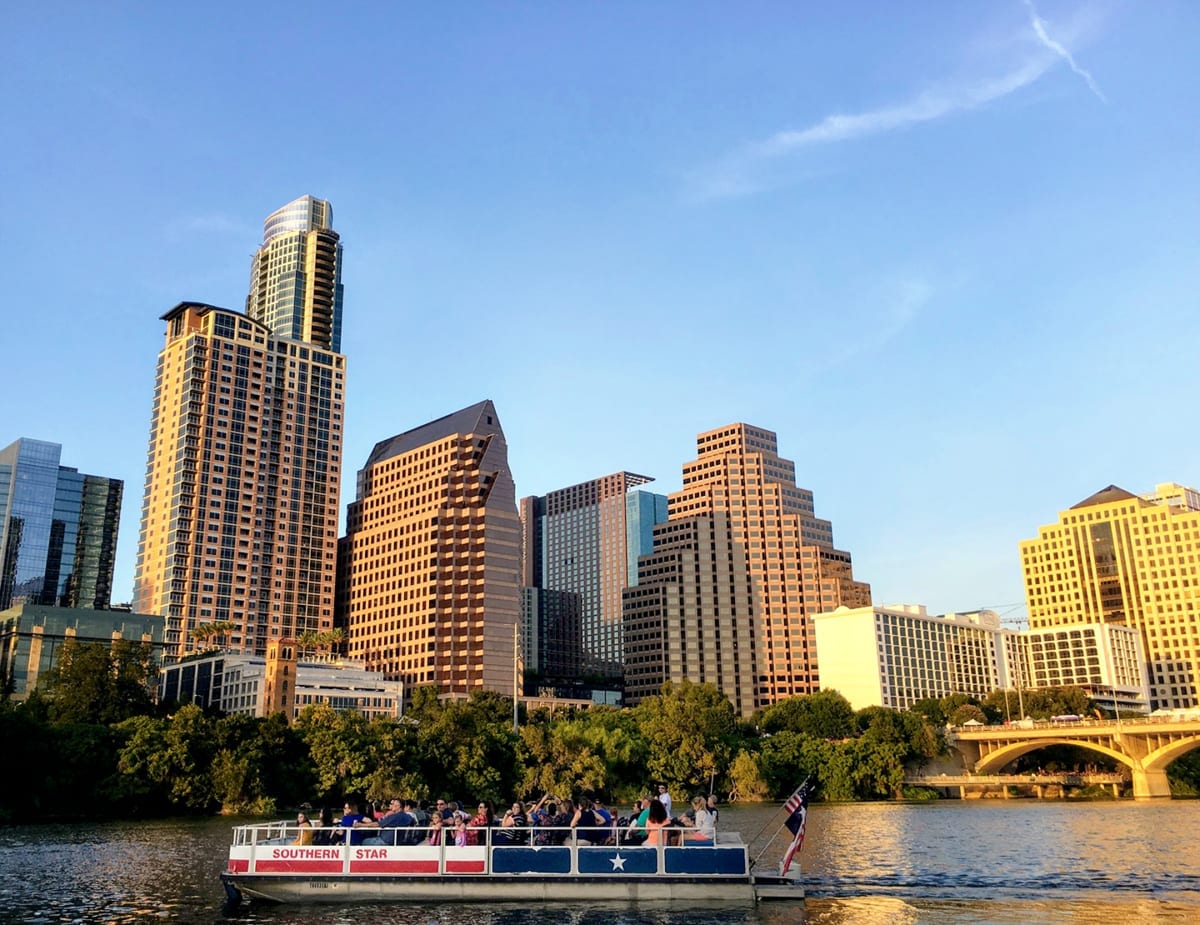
[750,778,809,870]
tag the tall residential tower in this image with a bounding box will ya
[135,195,346,660]
[247,195,344,352]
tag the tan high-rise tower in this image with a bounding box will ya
[337,400,520,701]
[623,423,870,715]
[134,302,346,659]
[135,200,346,661]
[1021,483,1200,710]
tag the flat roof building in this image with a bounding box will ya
[520,473,666,681]
[159,648,402,720]
[0,603,164,699]
[0,439,122,611]
[814,603,1151,714]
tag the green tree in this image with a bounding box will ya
[634,680,737,795]
[728,749,770,801]
[294,703,373,800]
[45,639,157,726]
[760,690,856,739]
[948,703,987,726]
[416,691,519,803]
[981,686,1093,721]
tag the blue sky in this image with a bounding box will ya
[4,2,1198,620]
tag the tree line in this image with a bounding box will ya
[1,640,1197,822]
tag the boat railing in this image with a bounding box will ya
[232,822,730,849]
[228,822,747,879]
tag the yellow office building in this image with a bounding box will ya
[1021,483,1200,709]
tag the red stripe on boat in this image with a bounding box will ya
[227,859,249,873]
[350,860,440,874]
[255,860,344,874]
[445,860,486,873]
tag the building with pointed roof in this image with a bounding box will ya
[1021,482,1200,710]
[337,400,520,701]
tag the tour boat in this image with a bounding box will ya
[221,823,804,906]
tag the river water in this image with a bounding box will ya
[2,800,1198,924]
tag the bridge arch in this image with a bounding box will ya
[972,738,1134,775]
[1144,735,1200,773]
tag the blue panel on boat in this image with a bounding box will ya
[576,848,659,875]
[663,847,747,875]
[491,847,572,874]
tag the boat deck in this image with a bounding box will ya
[224,823,792,904]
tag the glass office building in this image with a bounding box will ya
[0,439,122,611]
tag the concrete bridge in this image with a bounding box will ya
[905,771,1128,799]
[945,715,1200,800]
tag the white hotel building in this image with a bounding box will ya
[814,604,1149,715]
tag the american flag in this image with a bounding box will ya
[779,779,810,875]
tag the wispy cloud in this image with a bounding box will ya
[1023,0,1107,103]
[810,277,937,373]
[690,4,1106,201]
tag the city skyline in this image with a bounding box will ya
[5,3,1199,618]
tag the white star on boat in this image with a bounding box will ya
[609,853,626,871]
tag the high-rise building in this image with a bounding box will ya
[337,400,520,700]
[247,195,344,352]
[520,473,667,680]
[1021,483,1200,710]
[623,423,871,715]
[133,300,346,659]
[520,586,583,681]
[0,439,122,611]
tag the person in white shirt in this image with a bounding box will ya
[657,784,672,817]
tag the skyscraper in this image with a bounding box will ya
[247,195,344,352]
[134,302,345,659]
[1021,483,1200,710]
[0,438,122,611]
[520,473,667,681]
[337,400,520,700]
[623,423,871,715]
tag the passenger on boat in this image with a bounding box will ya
[643,798,671,846]
[570,796,602,845]
[336,801,371,845]
[683,796,715,845]
[453,817,469,847]
[529,799,555,845]
[657,785,673,817]
[706,794,720,823]
[467,801,494,845]
[549,799,574,846]
[425,814,447,845]
[292,811,313,846]
[625,796,651,844]
[496,801,528,845]
[434,798,452,820]
[311,807,335,845]
[362,798,415,846]
[592,795,614,837]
